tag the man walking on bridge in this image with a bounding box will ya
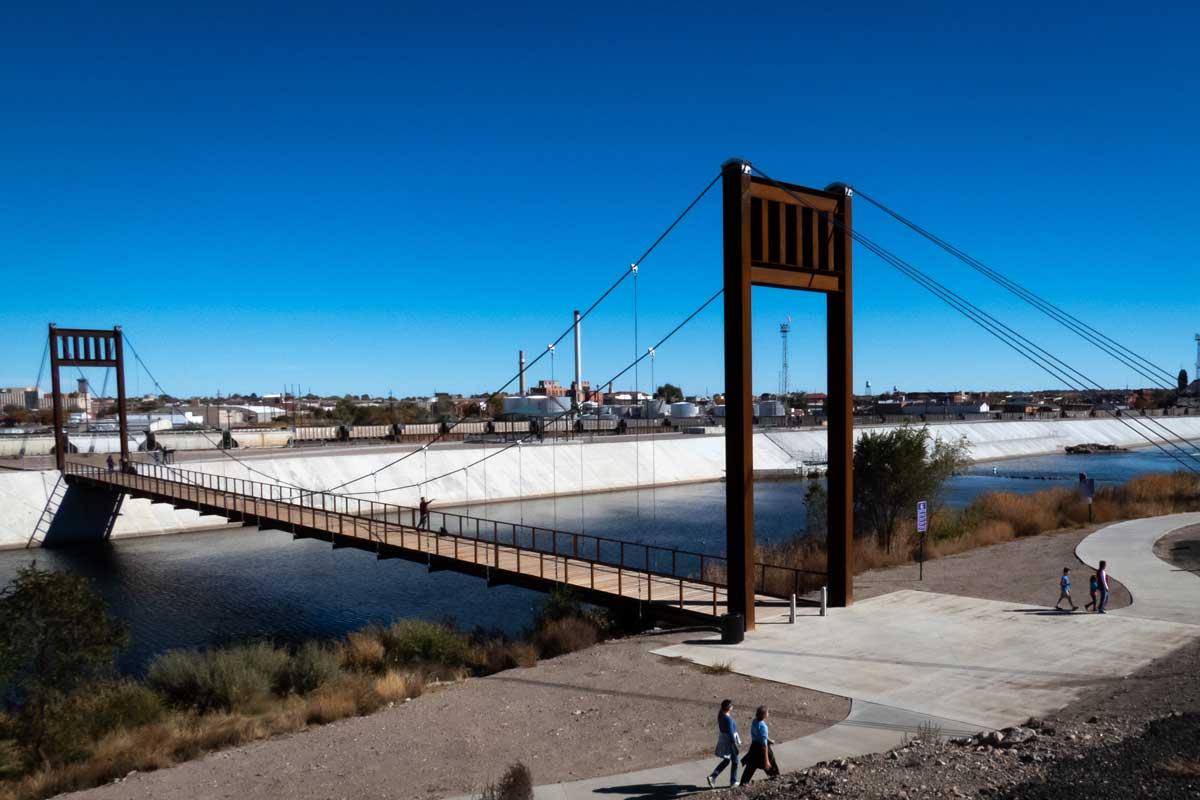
[418,496,434,529]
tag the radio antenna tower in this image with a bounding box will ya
[779,316,791,398]
[1195,333,1199,380]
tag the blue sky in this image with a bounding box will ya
[3,2,1199,398]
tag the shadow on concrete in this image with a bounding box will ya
[1005,608,1085,616]
[592,781,704,798]
[43,483,124,547]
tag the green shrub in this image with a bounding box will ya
[75,680,164,740]
[379,620,471,668]
[148,643,289,712]
[276,643,342,696]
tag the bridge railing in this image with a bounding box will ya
[63,459,820,601]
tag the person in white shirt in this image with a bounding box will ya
[1097,560,1111,614]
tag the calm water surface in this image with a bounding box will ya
[2,442,1195,674]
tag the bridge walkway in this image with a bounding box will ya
[63,461,812,622]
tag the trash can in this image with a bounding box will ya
[720,613,744,644]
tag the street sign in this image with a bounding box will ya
[916,500,928,534]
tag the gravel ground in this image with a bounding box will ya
[853,527,1132,611]
[1155,524,1200,573]
[69,633,848,800]
[728,635,1200,800]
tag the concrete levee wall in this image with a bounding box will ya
[5,415,1200,549]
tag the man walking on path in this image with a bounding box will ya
[418,496,434,529]
[1097,560,1111,613]
[1055,567,1078,611]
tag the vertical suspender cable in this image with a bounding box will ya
[633,265,641,523]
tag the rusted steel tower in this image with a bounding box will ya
[722,159,854,630]
[48,325,129,472]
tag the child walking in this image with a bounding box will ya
[1085,573,1099,612]
[1055,567,1078,611]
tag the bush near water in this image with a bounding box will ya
[0,573,604,800]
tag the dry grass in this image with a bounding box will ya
[342,632,386,673]
[702,660,734,675]
[0,707,311,800]
[1157,755,1200,778]
[532,617,599,659]
[749,470,1200,589]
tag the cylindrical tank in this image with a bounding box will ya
[669,402,699,417]
[642,398,666,418]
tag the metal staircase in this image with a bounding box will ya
[26,473,66,548]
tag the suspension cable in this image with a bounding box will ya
[852,187,1178,388]
[749,163,1200,474]
[319,172,720,494]
[343,286,725,496]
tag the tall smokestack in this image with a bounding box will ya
[519,350,527,395]
[573,310,583,408]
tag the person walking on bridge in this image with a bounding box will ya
[106,454,115,473]
[1097,560,1111,613]
[707,699,740,788]
[418,496,435,529]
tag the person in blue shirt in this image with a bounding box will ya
[739,705,779,785]
[707,699,741,788]
[1055,567,1078,611]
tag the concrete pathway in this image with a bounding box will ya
[491,514,1200,800]
[1076,512,1200,625]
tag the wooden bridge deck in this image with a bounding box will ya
[63,461,803,622]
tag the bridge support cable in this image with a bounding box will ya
[120,333,315,490]
[340,287,726,497]
[114,173,721,500]
[852,188,1178,389]
[318,172,722,496]
[748,163,1200,475]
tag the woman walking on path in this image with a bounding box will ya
[1085,573,1099,612]
[739,706,779,786]
[1097,560,1111,613]
[707,699,741,788]
[1055,567,1078,611]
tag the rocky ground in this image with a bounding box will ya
[723,636,1200,800]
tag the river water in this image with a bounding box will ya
[2,443,1196,674]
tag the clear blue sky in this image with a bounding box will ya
[3,2,1198,399]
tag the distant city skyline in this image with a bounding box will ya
[3,3,1199,397]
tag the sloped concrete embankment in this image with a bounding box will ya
[5,416,1200,548]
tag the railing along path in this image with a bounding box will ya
[64,460,817,617]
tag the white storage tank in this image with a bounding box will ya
[642,399,666,418]
[669,402,699,417]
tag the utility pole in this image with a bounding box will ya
[780,316,790,400]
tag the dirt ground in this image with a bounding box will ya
[70,632,849,800]
[68,525,1145,800]
[852,526,1132,611]
[1154,523,1200,573]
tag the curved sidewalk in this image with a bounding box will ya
[1076,512,1200,625]
[490,514,1200,799]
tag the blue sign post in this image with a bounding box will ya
[916,500,928,581]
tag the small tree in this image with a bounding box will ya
[655,383,683,403]
[853,427,969,552]
[0,565,128,766]
[803,482,827,537]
